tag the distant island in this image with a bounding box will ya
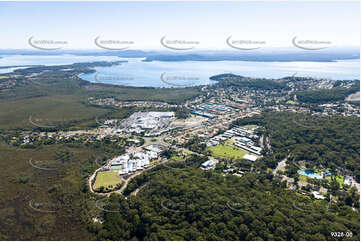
[0,47,359,62]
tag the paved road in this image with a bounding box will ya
[144,135,203,157]
[273,157,287,175]
[88,159,168,197]
[117,166,156,194]
[88,167,105,194]
[88,134,206,196]
[129,183,147,197]
[266,136,272,151]
[259,134,264,149]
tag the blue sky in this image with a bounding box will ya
[0,1,359,50]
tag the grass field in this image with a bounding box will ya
[286,100,299,105]
[208,144,248,159]
[93,171,122,190]
[171,155,184,161]
[243,125,259,130]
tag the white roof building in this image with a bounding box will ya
[344,176,352,186]
[110,154,129,166]
[242,154,258,162]
[312,191,325,200]
[145,145,163,153]
[201,160,216,170]
[250,146,262,153]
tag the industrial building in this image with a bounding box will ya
[106,149,160,175]
[120,112,175,135]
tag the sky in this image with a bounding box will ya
[0,1,359,50]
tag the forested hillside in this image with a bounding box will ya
[90,167,359,240]
[232,112,360,181]
[296,81,360,104]
[210,74,287,90]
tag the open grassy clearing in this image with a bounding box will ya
[286,100,299,105]
[171,155,185,161]
[93,171,122,190]
[243,124,259,130]
[208,144,248,159]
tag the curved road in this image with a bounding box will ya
[89,159,168,197]
[89,134,206,197]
